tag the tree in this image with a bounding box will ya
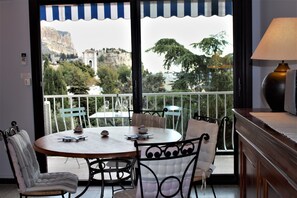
[146,31,232,92]
[43,58,67,95]
[142,70,166,93]
[72,61,95,78]
[191,31,228,56]
[117,64,132,93]
[146,39,210,92]
[97,65,119,94]
[57,61,93,94]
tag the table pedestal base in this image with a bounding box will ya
[75,158,134,198]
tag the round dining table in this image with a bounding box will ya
[34,126,182,198]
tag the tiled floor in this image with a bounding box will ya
[47,156,235,180]
[0,156,239,198]
[0,183,239,198]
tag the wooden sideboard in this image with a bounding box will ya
[233,108,297,198]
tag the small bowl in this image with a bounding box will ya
[101,130,109,137]
[138,128,148,134]
[74,125,83,133]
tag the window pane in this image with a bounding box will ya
[41,15,132,132]
[141,15,234,174]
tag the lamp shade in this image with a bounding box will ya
[251,18,297,61]
[251,18,297,112]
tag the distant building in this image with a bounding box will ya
[163,72,177,91]
[82,48,132,76]
[82,48,98,75]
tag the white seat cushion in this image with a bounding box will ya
[7,130,78,194]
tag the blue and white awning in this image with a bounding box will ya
[40,0,232,21]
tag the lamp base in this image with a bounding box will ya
[262,62,290,112]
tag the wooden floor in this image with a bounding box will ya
[0,183,239,198]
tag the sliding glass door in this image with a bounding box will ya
[29,0,252,184]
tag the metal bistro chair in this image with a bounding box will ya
[113,133,210,198]
[186,115,224,198]
[163,105,182,132]
[59,107,89,167]
[0,121,78,198]
[59,107,88,131]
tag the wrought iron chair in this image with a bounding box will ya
[0,121,78,198]
[113,134,209,198]
[127,108,166,126]
[131,113,166,128]
[186,115,222,197]
[108,113,166,195]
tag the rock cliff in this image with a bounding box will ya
[41,26,77,55]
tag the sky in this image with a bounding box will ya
[41,15,233,73]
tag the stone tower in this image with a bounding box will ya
[82,48,98,75]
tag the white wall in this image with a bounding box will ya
[0,0,35,178]
[252,0,297,108]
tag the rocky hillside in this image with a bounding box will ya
[98,48,131,67]
[41,26,77,55]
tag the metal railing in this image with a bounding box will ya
[44,91,234,152]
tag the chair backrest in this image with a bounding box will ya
[134,134,209,198]
[185,118,219,173]
[163,105,182,131]
[0,122,40,193]
[59,107,87,131]
[131,113,166,128]
[192,114,231,150]
[142,109,166,117]
[128,108,166,125]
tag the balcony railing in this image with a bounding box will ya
[44,91,234,153]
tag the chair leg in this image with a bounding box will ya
[210,184,216,198]
[208,175,216,198]
[75,158,80,168]
[194,184,199,198]
[64,157,80,168]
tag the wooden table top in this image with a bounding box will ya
[34,126,182,159]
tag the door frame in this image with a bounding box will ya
[29,0,252,183]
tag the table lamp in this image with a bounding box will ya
[251,18,297,112]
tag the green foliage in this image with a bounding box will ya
[57,61,93,94]
[59,53,78,61]
[191,31,229,56]
[147,39,196,71]
[147,31,233,92]
[142,71,166,93]
[97,65,120,94]
[117,65,132,93]
[71,60,95,78]
[98,54,105,62]
[43,58,67,95]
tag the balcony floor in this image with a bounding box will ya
[47,155,235,180]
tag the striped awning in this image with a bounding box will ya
[40,0,232,21]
